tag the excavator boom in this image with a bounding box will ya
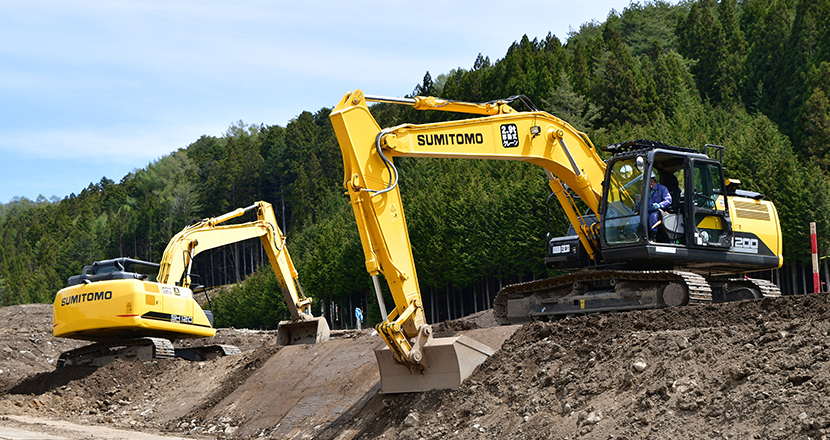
[155,201,330,345]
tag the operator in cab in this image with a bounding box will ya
[647,170,672,235]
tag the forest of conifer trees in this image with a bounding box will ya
[3,0,830,329]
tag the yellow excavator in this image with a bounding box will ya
[53,201,330,367]
[330,89,782,393]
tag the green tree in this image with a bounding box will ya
[740,0,792,115]
[713,0,746,104]
[640,42,700,118]
[677,0,745,104]
[597,15,648,126]
[775,0,830,136]
[619,0,685,56]
[542,72,602,132]
[412,71,436,96]
[211,265,290,329]
[224,129,265,207]
[795,62,830,167]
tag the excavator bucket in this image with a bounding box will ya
[374,335,495,394]
[276,317,331,345]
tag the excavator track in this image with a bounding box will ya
[57,337,243,367]
[174,344,242,361]
[57,337,176,368]
[709,277,781,302]
[493,270,713,325]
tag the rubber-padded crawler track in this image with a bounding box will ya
[57,337,175,368]
[493,270,713,325]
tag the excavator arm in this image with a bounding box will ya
[157,201,329,344]
[330,89,608,391]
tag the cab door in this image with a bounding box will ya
[687,160,732,249]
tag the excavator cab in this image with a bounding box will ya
[66,258,160,287]
[549,141,736,270]
[601,147,732,248]
[598,140,777,274]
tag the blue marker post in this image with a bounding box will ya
[355,307,363,330]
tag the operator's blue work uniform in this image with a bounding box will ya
[648,182,672,230]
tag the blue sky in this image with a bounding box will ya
[1,0,648,204]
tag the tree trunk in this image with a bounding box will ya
[446,285,451,320]
[485,276,491,310]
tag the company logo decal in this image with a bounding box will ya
[417,133,484,146]
[60,291,113,306]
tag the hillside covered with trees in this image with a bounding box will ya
[2,0,830,329]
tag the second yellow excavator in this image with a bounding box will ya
[53,201,329,367]
[330,90,782,393]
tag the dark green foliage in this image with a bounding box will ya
[399,158,558,289]
[210,265,290,329]
[542,72,601,132]
[619,0,685,56]
[597,16,649,126]
[740,0,793,115]
[2,0,829,320]
[795,62,830,167]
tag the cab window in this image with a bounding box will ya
[603,158,642,244]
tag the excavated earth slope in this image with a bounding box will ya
[2,292,830,439]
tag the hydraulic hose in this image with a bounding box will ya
[363,128,399,197]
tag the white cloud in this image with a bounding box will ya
[0,125,211,163]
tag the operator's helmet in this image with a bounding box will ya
[650,170,657,179]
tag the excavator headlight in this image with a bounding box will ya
[530,125,541,137]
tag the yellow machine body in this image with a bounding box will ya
[330,89,783,393]
[53,279,215,341]
[727,194,783,267]
[53,201,329,367]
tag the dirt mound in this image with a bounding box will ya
[0,303,85,392]
[3,293,830,439]
[316,293,830,440]
[1,335,281,434]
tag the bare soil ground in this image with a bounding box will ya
[2,292,830,439]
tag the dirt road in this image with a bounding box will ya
[2,292,830,439]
